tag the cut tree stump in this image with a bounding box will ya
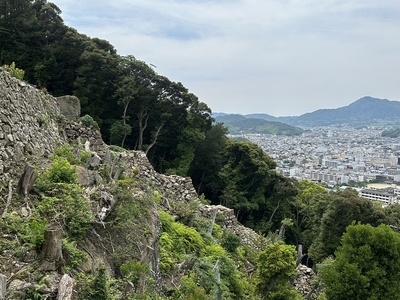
[38,226,65,272]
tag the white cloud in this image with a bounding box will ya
[54,0,400,115]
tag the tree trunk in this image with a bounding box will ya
[137,109,149,150]
[145,122,164,155]
[296,244,305,267]
[39,226,65,272]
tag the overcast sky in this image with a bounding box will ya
[54,0,400,116]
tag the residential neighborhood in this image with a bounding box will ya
[237,125,400,206]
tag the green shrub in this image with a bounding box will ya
[56,114,65,123]
[221,230,241,253]
[80,114,99,128]
[51,144,91,165]
[37,114,50,127]
[34,159,93,236]
[3,62,25,80]
[120,260,149,288]
[35,158,77,191]
[62,238,87,269]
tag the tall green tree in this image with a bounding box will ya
[320,223,400,300]
[309,188,384,263]
[74,38,120,128]
[189,122,228,198]
[218,140,277,222]
[289,180,331,247]
[256,242,302,300]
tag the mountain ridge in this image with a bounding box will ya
[214,96,400,127]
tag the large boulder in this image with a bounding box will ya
[56,96,81,122]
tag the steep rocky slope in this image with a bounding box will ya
[0,69,315,299]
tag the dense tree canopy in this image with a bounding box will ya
[321,223,400,300]
[309,188,384,263]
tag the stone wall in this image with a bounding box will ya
[0,70,65,183]
[64,121,108,153]
[198,205,261,248]
[293,264,317,298]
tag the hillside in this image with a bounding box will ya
[3,1,400,299]
[216,96,400,128]
[214,114,304,135]
[0,69,319,299]
[289,96,400,126]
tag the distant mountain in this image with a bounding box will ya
[288,96,400,126]
[243,113,278,122]
[214,96,400,128]
[382,128,400,138]
[214,114,304,136]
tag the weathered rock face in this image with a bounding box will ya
[56,95,81,122]
[0,70,65,182]
[198,205,261,248]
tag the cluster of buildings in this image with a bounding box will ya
[238,125,400,206]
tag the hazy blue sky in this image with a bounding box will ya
[54,0,400,116]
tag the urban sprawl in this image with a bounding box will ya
[235,125,400,206]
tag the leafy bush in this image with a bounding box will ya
[221,230,241,253]
[3,61,25,80]
[77,268,112,300]
[51,144,91,165]
[80,114,99,128]
[34,159,93,236]
[62,238,87,269]
[35,158,77,191]
[120,260,149,289]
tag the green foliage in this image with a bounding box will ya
[103,178,157,272]
[309,189,384,263]
[159,210,254,299]
[173,275,210,300]
[189,123,228,201]
[62,238,87,269]
[50,144,91,165]
[320,223,400,300]
[221,230,241,253]
[36,186,93,236]
[3,61,25,80]
[110,120,132,147]
[34,159,93,236]
[77,268,112,300]
[27,218,49,247]
[35,158,77,190]
[159,211,205,267]
[37,114,50,127]
[0,212,37,253]
[218,140,277,221]
[80,114,99,128]
[152,191,162,205]
[256,242,301,300]
[290,180,330,247]
[56,113,66,122]
[214,114,304,135]
[120,260,149,289]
